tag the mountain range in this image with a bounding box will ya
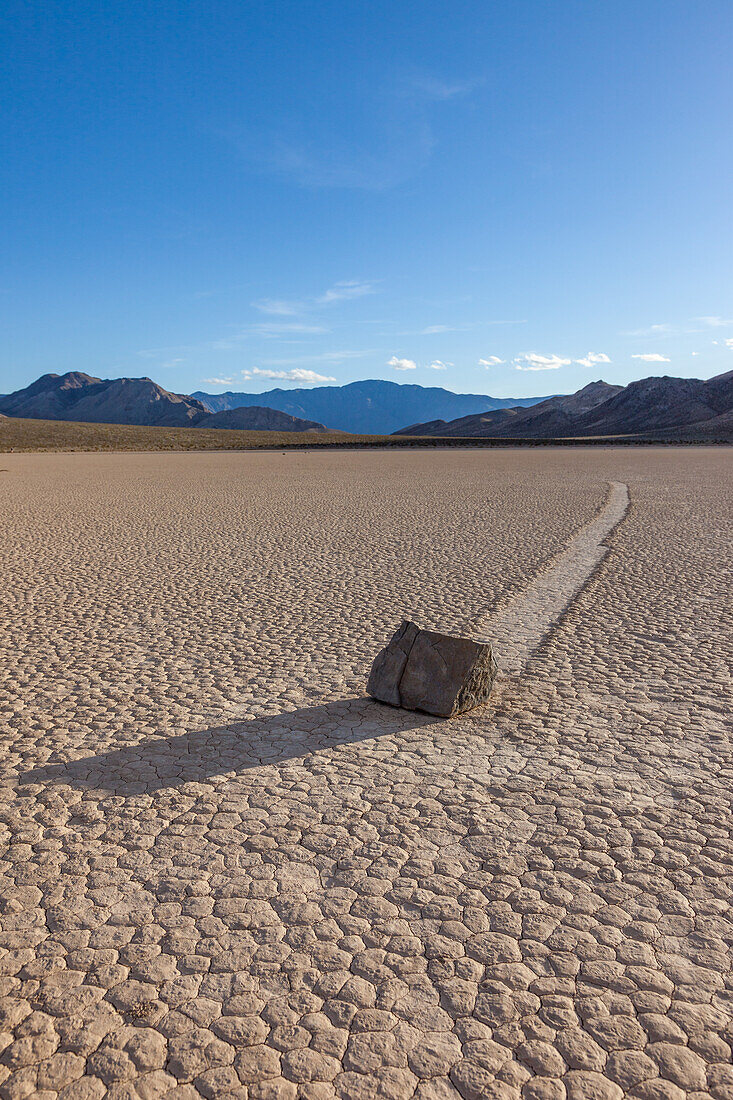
[1,369,731,441]
[395,372,733,440]
[0,374,548,435]
[0,373,327,432]
[191,380,548,435]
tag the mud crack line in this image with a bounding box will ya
[467,480,630,673]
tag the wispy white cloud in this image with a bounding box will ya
[574,352,611,368]
[724,338,733,349]
[388,356,417,371]
[695,316,733,327]
[407,75,483,101]
[427,360,449,370]
[248,323,331,338]
[631,353,671,363]
[624,316,733,339]
[251,298,302,316]
[479,356,504,367]
[623,323,674,337]
[395,323,463,336]
[317,280,374,305]
[138,318,330,359]
[514,353,571,371]
[202,377,235,386]
[240,367,337,384]
[252,281,375,317]
[228,74,479,190]
[260,350,371,367]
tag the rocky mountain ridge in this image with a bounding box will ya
[395,373,733,440]
[0,374,550,435]
[0,373,208,428]
[197,406,328,432]
[2,370,731,440]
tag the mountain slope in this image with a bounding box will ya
[0,372,101,420]
[395,373,733,440]
[396,381,622,437]
[192,379,552,434]
[703,368,733,413]
[0,373,208,427]
[573,373,733,436]
[196,406,329,432]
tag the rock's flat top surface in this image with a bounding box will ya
[0,448,731,1100]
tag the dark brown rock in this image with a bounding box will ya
[366,620,498,717]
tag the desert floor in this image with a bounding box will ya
[0,447,731,1100]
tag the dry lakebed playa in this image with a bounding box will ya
[0,446,731,1100]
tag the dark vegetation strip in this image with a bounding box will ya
[0,416,729,453]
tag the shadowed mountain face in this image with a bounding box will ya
[196,406,328,432]
[395,373,733,440]
[2,374,553,434]
[192,379,552,434]
[0,373,208,427]
[395,381,623,438]
[575,373,733,435]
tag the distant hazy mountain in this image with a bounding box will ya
[395,373,733,440]
[0,372,207,427]
[192,379,551,435]
[196,406,328,432]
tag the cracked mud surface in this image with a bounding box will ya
[470,481,630,674]
[0,447,731,1100]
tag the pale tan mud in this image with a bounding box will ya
[470,480,630,673]
[0,448,731,1100]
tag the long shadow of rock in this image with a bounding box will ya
[21,696,438,794]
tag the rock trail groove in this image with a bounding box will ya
[469,480,630,673]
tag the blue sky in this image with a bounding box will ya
[2,0,732,397]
